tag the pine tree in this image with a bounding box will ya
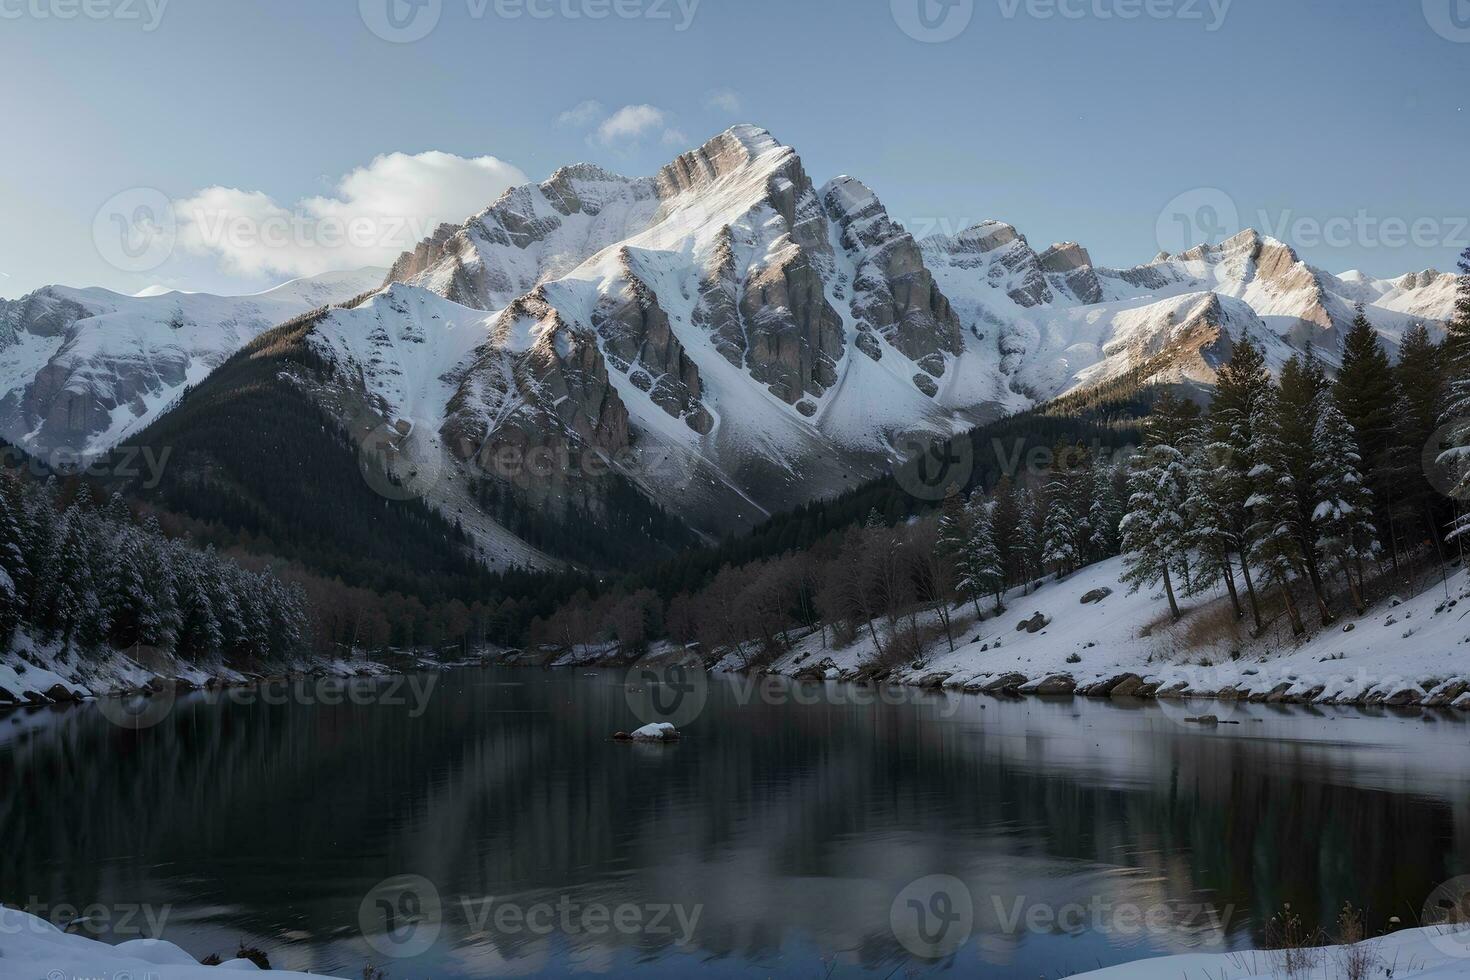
[1246,384,1308,635]
[137,517,181,649]
[1311,391,1380,613]
[1441,249,1470,542]
[1183,443,1246,619]
[104,524,152,650]
[1443,246,1470,369]
[1040,480,1080,578]
[1396,323,1450,556]
[48,497,109,650]
[1277,352,1334,625]
[0,474,25,641]
[1088,464,1122,561]
[965,493,1006,613]
[174,547,222,658]
[1209,336,1272,632]
[1334,307,1401,558]
[1120,414,1191,621]
[937,485,982,616]
[1016,488,1042,591]
[990,477,1024,588]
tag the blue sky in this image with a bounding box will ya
[1,0,1467,297]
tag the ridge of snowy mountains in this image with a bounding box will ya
[1,125,1458,571]
[0,269,386,457]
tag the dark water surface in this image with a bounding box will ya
[3,667,1469,977]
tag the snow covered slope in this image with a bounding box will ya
[763,552,1470,712]
[0,268,384,457]
[923,224,1459,401]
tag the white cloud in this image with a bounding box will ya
[704,89,743,114]
[175,151,527,280]
[556,100,605,128]
[594,105,669,147]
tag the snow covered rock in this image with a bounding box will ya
[614,722,681,741]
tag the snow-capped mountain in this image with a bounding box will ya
[322,125,1455,552]
[0,269,385,457]
[4,126,1457,571]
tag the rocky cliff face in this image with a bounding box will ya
[822,177,963,394]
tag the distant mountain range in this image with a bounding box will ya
[0,126,1457,572]
[0,269,384,456]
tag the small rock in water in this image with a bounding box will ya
[1186,715,1220,725]
[615,723,681,742]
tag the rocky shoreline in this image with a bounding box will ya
[0,639,462,712]
[496,641,1470,714]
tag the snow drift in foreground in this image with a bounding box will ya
[1080,923,1470,978]
[0,907,337,979]
[6,902,1468,979]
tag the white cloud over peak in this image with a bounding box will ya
[594,104,669,146]
[704,89,743,113]
[556,100,605,127]
[175,151,527,280]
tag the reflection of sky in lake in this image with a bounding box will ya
[2,669,1467,977]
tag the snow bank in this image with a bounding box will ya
[763,555,1470,709]
[0,907,337,978]
[1076,923,1470,978]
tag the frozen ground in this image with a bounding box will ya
[0,907,335,978]
[755,554,1470,710]
[1079,924,1470,978]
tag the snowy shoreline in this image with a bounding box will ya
[0,631,458,712]
[6,905,1470,979]
[531,553,1470,714]
[749,554,1470,711]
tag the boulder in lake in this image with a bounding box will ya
[1031,675,1076,696]
[616,722,681,742]
[980,672,1029,695]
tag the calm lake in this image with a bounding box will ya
[3,666,1468,977]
